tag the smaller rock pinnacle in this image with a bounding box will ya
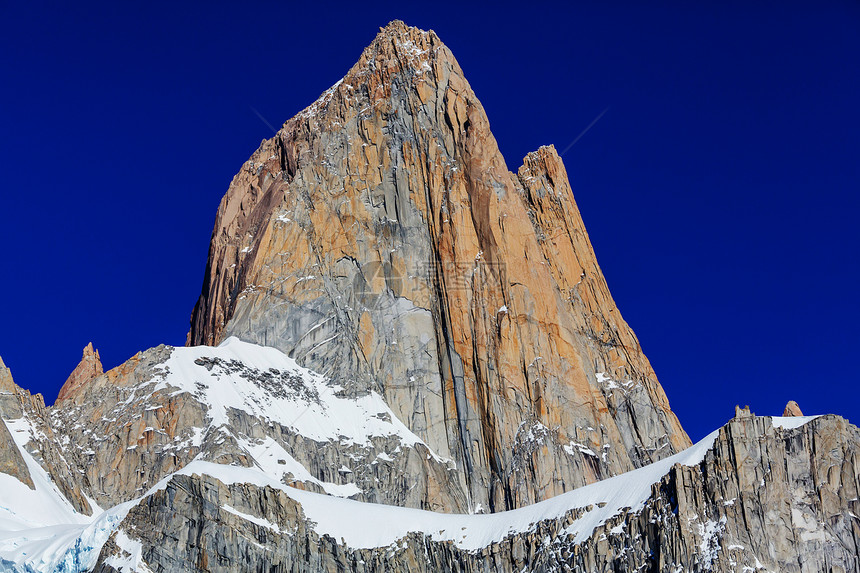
[56,343,104,403]
[783,400,803,417]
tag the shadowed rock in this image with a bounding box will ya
[0,418,33,489]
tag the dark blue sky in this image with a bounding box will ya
[1,2,857,440]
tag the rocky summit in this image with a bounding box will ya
[187,19,688,511]
[0,21,858,573]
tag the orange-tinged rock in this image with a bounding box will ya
[187,20,689,511]
[56,342,103,403]
[783,400,803,417]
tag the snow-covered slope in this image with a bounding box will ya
[140,428,725,552]
[151,336,446,454]
[0,404,826,572]
[0,415,115,572]
[0,336,468,571]
[46,337,464,514]
[0,417,89,531]
[0,420,720,571]
[0,333,854,573]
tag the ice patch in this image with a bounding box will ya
[698,516,727,569]
[238,436,360,498]
[563,441,598,458]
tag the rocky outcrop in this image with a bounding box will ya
[50,344,205,508]
[0,355,14,392]
[784,400,803,416]
[562,413,860,572]
[0,356,30,488]
[56,342,104,403]
[0,355,25,421]
[186,20,688,512]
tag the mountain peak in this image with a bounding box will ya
[83,341,100,361]
[373,19,438,47]
[286,20,450,129]
[377,19,419,35]
[187,21,688,512]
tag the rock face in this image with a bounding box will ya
[57,342,104,403]
[3,340,858,572]
[187,19,688,512]
[0,417,33,489]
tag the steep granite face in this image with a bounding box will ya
[187,20,688,511]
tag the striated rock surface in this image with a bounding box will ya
[56,342,104,403]
[187,19,688,512]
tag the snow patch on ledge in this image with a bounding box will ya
[103,529,153,573]
[222,504,282,534]
[238,436,361,498]
[771,415,821,430]
[151,337,449,463]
